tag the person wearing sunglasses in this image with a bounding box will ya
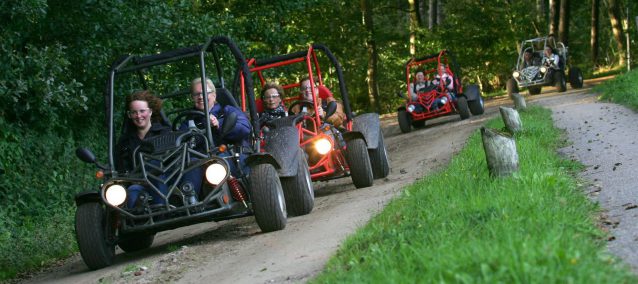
[116,90,202,207]
[183,77,251,147]
[259,82,287,124]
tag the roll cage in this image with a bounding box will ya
[103,36,259,176]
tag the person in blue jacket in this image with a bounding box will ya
[181,77,252,176]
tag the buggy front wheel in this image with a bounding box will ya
[249,163,287,232]
[369,132,390,179]
[75,202,115,270]
[457,96,470,120]
[397,109,412,133]
[281,148,314,217]
[345,138,374,188]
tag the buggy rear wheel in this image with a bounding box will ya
[457,96,470,120]
[249,163,287,232]
[411,120,426,128]
[569,67,583,88]
[75,202,115,270]
[465,85,484,115]
[118,232,155,253]
[528,86,542,95]
[369,132,390,179]
[554,71,567,92]
[506,78,518,99]
[397,109,412,133]
[281,148,314,217]
[345,138,374,188]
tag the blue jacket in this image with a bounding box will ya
[180,104,251,146]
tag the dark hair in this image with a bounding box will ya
[261,82,285,99]
[299,76,319,86]
[125,90,163,122]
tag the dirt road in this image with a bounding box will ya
[23,79,625,283]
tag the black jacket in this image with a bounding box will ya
[115,123,170,172]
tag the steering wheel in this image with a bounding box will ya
[171,110,207,131]
[287,100,316,116]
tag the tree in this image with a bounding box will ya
[558,0,569,45]
[428,0,437,29]
[591,0,600,67]
[607,0,626,66]
[361,0,382,113]
[549,0,559,35]
[409,0,419,57]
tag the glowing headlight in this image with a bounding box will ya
[407,105,415,113]
[105,184,127,206]
[314,138,333,155]
[540,66,547,73]
[512,71,520,78]
[205,163,228,185]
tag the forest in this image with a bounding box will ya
[0,0,636,279]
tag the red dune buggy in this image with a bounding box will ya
[397,50,484,133]
[240,44,389,194]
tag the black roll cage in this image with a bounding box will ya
[103,36,258,175]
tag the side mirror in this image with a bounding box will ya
[76,147,97,164]
[325,101,337,118]
[221,111,238,138]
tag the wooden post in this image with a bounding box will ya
[499,106,523,133]
[481,127,519,177]
[511,93,527,110]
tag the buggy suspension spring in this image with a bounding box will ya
[228,177,248,208]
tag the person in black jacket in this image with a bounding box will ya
[116,90,201,208]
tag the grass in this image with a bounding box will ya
[593,69,638,111]
[312,106,636,283]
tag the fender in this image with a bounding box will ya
[352,113,380,150]
[245,152,281,169]
[75,190,101,206]
[262,126,302,178]
[397,106,406,112]
[462,84,481,102]
[342,131,367,145]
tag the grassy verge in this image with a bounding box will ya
[312,106,636,283]
[594,69,638,111]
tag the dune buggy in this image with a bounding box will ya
[507,36,583,96]
[397,50,484,133]
[74,36,295,270]
[240,44,389,193]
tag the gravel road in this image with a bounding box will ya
[19,77,638,283]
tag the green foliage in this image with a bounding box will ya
[594,69,638,111]
[312,107,636,283]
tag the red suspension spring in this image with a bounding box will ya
[228,177,247,207]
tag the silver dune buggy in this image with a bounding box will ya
[506,36,583,97]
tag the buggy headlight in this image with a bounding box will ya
[314,138,332,155]
[205,163,227,185]
[512,71,520,78]
[540,66,547,73]
[105,184,127,207]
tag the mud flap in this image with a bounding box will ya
[262,126,302,178]
[352,113,380,150]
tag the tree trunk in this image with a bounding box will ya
[499,106,523,133]
[414,0,422,27]
[437,0,444,25]
[558,0,569,45]
[408,0,418,57]
[549,0,559,35]
[591,0,599,67]
[361,0,382,113]
[536,0,545,27]
[481,127,519,178]
[607,0,626,66]
[428,0,437,29]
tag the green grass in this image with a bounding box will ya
[312,106,636,283]
[594,69,638,111]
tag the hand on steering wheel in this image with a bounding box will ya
[171,110,207,131]
[287,100,315,116]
